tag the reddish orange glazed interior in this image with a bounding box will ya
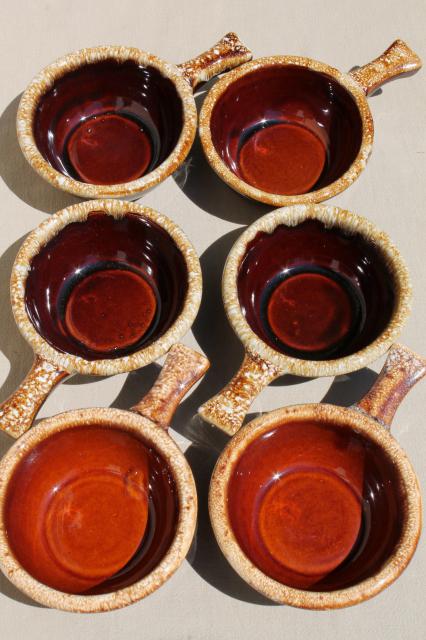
[4,426,151,593]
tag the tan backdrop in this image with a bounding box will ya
[0,0,424,638]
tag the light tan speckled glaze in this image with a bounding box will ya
[355,344,426,427]
[209,344,424,609]
[132,343,210,428]
[199,205,412,435]
[17,34,252,200]
[199,40,421,206]
[0,199,202,436]
[177,32,252,89]
[0,344,209,613]
[350,40,422,96]
[0,356,69,439]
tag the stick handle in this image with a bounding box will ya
[0,356,68,438]
[355,344,426,428]
[132,344,209,429]
[177,32,252,89]
[350,39,422,95]
[199,350,282,435]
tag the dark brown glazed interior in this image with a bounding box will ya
[4,425,179,595]
[210,65,363,195]
[237,219,396,360]
[25,211,188,360]
[227,419,404,591]
[33,60,183,185]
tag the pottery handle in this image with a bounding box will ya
[198,350,283,436]
[0,356,69,439]
[349,39,422,96]
[355,344,426,429]
[132,344,209,429]
[177,32,252,89]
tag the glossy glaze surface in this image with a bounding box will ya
[238,122,327,195]
[237,219,395,360]
[228,420,403,590]
[264,267,363,357]
[64,268,158,352]
[210,65,363,195]
[66,113,153,185]
[34,60,182,185]
[4,425,179,595]
[25,211,188,360]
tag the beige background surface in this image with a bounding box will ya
[0,0,425,638]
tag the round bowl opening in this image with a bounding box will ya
[24,210,189,360]
[210,65,363,196]
[4,423,180,595]
[33,60,184,186]
[227,418,406,592]
[237,218,396,360]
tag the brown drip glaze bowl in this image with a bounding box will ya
[199,40,421,206]
[17,33,252,199]
[209,344,425,609]
[0,199,202,439]
[199,204,411,435]
[0,344,209,612]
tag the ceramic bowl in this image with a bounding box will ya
[0,344,208,612]
[209,344,425,609]
[199,204,411,434]
[17,33,251,199]
[0,199,202,437]
[199,40,421,206]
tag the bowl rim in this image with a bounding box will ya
[222,204,412,378]
[199,55,374,206]
[0,407,197,613]
[208,403,422,609]
[10,199,202,376]
[16,45,197,198]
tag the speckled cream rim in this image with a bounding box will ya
[11,199,202,376]
[17,46,197,199]
[0,407,197,613]
[199,56,374,206]
[222,204,411,377]
[209,403,422,609]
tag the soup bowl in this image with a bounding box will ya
[199,204,411,434]
[209,344,425,608]
[0,343,208,612]
[199,40,421,206]
[17,33,251,199]
[0,199,201,437]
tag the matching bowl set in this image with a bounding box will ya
[0,32,424,612]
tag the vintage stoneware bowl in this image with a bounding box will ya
[17,33,251,199]
[199,39,422,205]
[199,204,411,434]
[0,199,202,438]
[0,343,209,612]
[209,344,425,609]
